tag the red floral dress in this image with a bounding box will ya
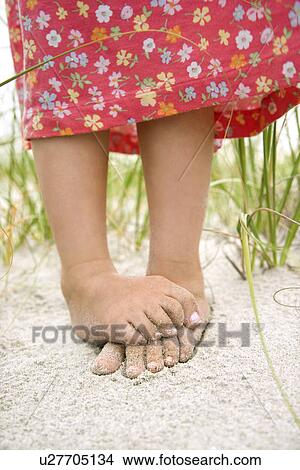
[5,0,300,154]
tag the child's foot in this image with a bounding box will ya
[61,259,202,345]
[92,257,211,377]
[147,256,211,363]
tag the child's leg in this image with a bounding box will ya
[93,107,214,375]
[31,132,200,346]
[139,107,214,363]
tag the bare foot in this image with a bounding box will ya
[61,259,201,345]
[92,258,211,377]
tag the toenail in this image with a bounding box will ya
[126,366,139,377]
[147,362,159,372]
[189,311,201,325]
[164,327,177,336]
[165,356,174,366]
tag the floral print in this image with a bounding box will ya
[5,0,300,154]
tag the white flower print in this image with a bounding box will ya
[120,5,133,20]
[53,102,71,118]
[164,0,182,16]
[187,61,202,79]
[109,104,122,117]
[282,61,296,78]
[95,5,113,23]
[151,0,166,7]
[207,58,223,77]
[247,6,264,22]
[68,29,84,47]
[46,30,62,48]
[288,1,300,27]
[112,88,126,98]
[206,81,219,98]
[23,16,32,32]
[65,52,79,68]
[143,38,156,53]
[48,77,62,92]
[233,5,245,22]
[218,81,229,96]
[88,86,105,110]
[260,27,274,45]
[26,107,33,120]
[39,91,56,110]
[185,86,196,101]
[234,83,251,99]
[36,10,51,30]
[94,56,110,74]
[177,43,193,63]
[235,29,253,50]
[109,71,122,88]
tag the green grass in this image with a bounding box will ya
[0,94,299,271]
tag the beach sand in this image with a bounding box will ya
[0,241,299,449]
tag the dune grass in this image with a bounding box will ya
[0,91,299,272]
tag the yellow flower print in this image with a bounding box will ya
[236,112,245,125]
[219,29,230,46]
[68,89,79,104]
[136,89,157,107]
[24,39,36,60]
[193,7,211,26]
[268,101,277,115]
[14,51,21,64]
[256,76,273,93]
[26,0,37,10]
[26,70,37,88]
[157,102,177,117]
[56,6,68,20]
[84,114,104,130]
[198,37,209,51]
[273,35,289,55]
[91,27,107,41]
[116,50,133,67]
[133,14,149,32]
[230,54,247,70]
[166,25,182,44]
[10,27,21,43]
[60,128,74,136]
[32,112,43,131]
[77,1,89,18]
[156,72,176,92]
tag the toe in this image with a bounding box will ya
[130,313,162,342]
[121,323,147,346]
[162,336,179,367]
[160,296,184,327]
[177,326,195,363]
[91,343,125,375]
[165,283,203,328]
[125,345,146,379]
[146,341,164,373]
[145,305,177,337]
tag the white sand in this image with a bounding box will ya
[0,242,299,449]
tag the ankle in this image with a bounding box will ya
[147,254,204,298]
[61,257,117,299]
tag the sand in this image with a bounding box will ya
[0,241,299,449]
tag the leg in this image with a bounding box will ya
[93,107,214,376]
[32,132,198,346]
[139,107,214,360]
